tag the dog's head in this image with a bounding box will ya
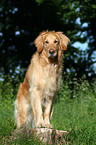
[34,31,70,59]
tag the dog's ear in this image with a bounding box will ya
[56,32,70,50]
[34,31,46,52]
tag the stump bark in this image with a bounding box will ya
[8,128,70,144]
[31,128,70,144]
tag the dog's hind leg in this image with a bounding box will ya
[15,96,32,129]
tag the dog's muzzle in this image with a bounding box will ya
[48,48,57,58]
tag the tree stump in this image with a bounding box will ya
[31,128,71,144]
[7,128,70,144]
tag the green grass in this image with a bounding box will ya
[52,97,96,144]
[0,79,96,144]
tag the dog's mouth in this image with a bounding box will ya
[48,48,57,58]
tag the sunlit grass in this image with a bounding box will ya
[52,97,96,144]
[0,78,96,144]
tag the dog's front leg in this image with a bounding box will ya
[44,98,53,128]
[30,87,44,128]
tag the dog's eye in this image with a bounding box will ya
[54,40,58,44]
[45,40,49,44]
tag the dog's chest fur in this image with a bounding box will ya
[40,63,59,106]
[30,54,61,100]
[42,64,58,95]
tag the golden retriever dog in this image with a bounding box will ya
[15,31,70,129]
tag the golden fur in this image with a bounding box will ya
[15,31,70,128]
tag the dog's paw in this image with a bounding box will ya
[36,122,45,128]
[45,123,53,128]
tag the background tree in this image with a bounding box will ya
[0,0,96,87]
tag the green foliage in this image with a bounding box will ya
[0,76,20,100]
[35,0,44,5]
[0,0,96,83]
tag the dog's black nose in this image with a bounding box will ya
[49,49,55,54]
